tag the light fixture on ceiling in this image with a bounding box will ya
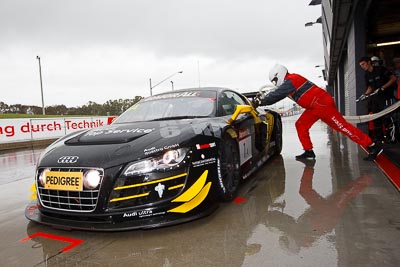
[376,40,400,47]
[305,16,322,27]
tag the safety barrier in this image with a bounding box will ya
[0,116,115,150]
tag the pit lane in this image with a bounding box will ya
[1,116,399,267]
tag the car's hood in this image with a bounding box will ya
[38,119,223,169]
[65,122,160,145]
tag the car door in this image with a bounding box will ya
[218,90,257,167]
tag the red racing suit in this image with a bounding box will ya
[261,73,373,150]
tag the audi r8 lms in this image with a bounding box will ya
[25,87,282,231]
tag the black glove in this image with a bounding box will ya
[252,93,262,107]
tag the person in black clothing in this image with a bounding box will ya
[359,56,397,142]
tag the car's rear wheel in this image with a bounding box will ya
[217,135,241,202]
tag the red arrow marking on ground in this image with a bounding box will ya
[20,232,84,252]
[234,197,247,204]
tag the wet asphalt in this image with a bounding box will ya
[1,116,399,267]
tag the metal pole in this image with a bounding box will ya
[36,56,45,115]
[197,60,201,88]
[149,78,153,96]
[171,81,174,90]
[150,71,182,95]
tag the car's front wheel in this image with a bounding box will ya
[217,135,241,202]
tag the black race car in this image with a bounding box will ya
[25,87,282,231]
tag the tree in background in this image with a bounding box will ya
[0,101,9,113]
[0,96,143,116]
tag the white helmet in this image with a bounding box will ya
[371,56,380,66]
[371,56,379,62]
[269,64,288,86]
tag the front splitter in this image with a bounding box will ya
[24,201,219,232]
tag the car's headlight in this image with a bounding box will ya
[124,159,157,175]
[83,170,102,189]
[124,148,189,176]
[38,168,50,186]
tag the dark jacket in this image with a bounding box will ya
[261,73,329,109]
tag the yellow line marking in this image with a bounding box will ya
[168,184,184,190]
[110,192,150,202]
[114,173,187,190]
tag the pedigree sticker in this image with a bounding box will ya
[0,117,111,144]
[45,171,83,191]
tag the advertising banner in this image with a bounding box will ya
[0,117,111,144]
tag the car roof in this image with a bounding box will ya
[153,87,241,97]
[146,87,254,107]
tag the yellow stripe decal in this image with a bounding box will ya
[226,128,238,139]
[168,182,212,213]
[171,170,208,202]
[168,184,184,190]
[114,173,187,190]
[110,192,150,202]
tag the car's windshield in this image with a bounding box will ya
[114,90,217,123]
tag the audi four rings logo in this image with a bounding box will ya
[57,156,79,164]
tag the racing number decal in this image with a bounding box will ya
[159,121,182,138]
[160,126,181,138]
[239,136,252,165]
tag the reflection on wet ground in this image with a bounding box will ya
[1,117,399,267]
[0,147,43,185]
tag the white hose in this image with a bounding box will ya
[344,101,400,124]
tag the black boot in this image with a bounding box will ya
[363,142,383,161]
[295,150,316,160]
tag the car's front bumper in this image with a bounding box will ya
[25,200,218,231]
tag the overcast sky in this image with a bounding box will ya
[0,0,324,108]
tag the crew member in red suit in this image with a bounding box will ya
[259,64,382,161]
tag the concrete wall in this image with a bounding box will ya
[346,2,369,117]
[322,0,333,85]
[323,1,371,117]
[343,1,370,133]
